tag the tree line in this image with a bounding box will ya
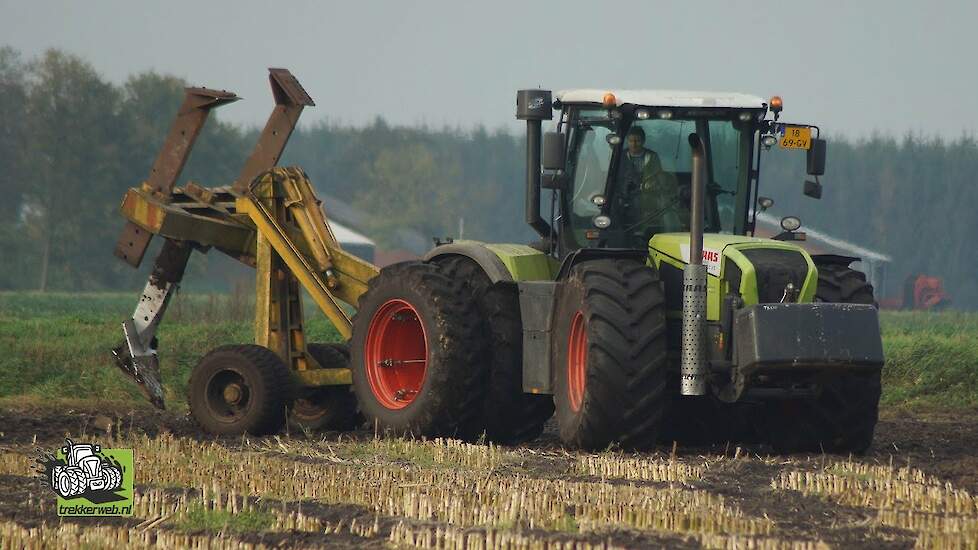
[0,48,975,308]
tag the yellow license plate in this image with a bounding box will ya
[780,126,811,149]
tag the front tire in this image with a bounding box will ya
[552,259,668,451]
[350,262,489,440]
[762,263,881,454]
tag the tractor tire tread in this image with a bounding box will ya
[436,256,554,445]
[555,259,668,451]
[351,262,490,440]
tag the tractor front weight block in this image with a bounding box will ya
[733,303,884,376]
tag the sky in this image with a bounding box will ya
[2,0,975,139]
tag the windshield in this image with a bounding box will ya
[564,109,752,249]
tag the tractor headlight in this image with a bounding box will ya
[780,216,802,232]
[761,134,778,147]
[635,109,650,120]
[591,194,607,206]
[606,134,621,145]
[593,215,612,229]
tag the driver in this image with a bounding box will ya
[619,126,684,232]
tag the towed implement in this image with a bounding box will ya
[111,71,884,453]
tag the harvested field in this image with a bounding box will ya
[1,294,977,548]
[0,402,976,549]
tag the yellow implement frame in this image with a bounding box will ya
[110,69,379,409]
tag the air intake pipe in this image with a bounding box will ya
[516,90,553,238]
[681,133,708,396]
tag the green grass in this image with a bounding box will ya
[173,502,275,534]
[0,291,341,410]
[0,292,975,411]
[879,311,978,409]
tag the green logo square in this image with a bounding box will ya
[52,443,133,517]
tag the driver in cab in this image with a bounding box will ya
[619,126,685,233]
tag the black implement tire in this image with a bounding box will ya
[350,262,489,440]
[552,259,668,451]
[761,263,881,454]
[188,344,292,436]
[435,256,554,445]
[815,263,875,304]
[289,343,362,432]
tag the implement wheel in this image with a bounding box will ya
[436,256,554,445]
[188,344,291,436]
[760,264,881,454]
[289,343,362,432]
[552,259,668,451]
[350,262,489,440]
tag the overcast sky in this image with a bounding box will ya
[3,0,974,139]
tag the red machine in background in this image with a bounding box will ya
[879,274,951,310]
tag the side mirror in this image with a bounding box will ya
[807,138,826,176]
[542,131,565,171]
[803,179,823,199]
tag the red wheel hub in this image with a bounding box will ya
[567,311,587,412]
[364,299,428,410]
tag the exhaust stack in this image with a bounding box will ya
[681,134,708,396]
[516,89,553,238]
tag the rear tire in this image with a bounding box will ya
[289,343,362,432]
[552,259,668,451]
[761,263,881,454]
[435,256,554,445]
[188,344,292,436]
[350,262,489,440]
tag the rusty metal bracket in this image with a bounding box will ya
[233,68,315,193]
[114,87,239,268]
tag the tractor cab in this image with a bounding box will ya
[533,89,825,256]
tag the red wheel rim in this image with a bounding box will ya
[567,311,587,412]
[364,299,428,410]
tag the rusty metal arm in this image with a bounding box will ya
[115,87,238,268]
[110,70,379,409]
[233,68,314,194]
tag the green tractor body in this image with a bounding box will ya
[422,89,884,452]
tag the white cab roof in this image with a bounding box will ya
[555,89,766,109]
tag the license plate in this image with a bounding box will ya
[780,126,811,149]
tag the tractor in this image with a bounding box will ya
[51,439,123,498]
[109,71,883,453]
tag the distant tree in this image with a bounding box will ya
[352,142,462,247]
[0,47,27,220]
[17,50,124,290]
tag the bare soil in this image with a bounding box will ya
[0,401,975,548]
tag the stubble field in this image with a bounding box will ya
[0,292,976,548]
